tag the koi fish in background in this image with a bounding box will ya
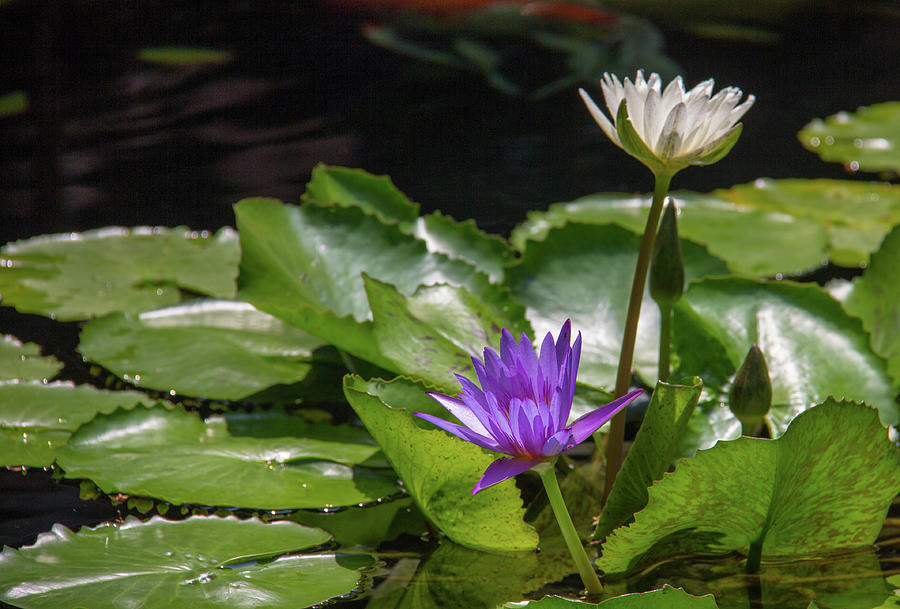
[320,0,680,98]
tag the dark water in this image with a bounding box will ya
[1,1,899,605]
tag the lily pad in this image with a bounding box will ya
[505,222,728,389]
[503,585,718,608]
[304,166,512,281]
[512,179,900,275]
[0,335,62,381]
[56,406,398,509]
[844,224,900,386]
[78,300,327,400]
[799,102,900,173]
[0,516,373,609]
[674,276,898,435]
[343,374,538,552]
[595,378,703,540]
[0,227,239,320]
[291,497,426,547]
[303,164,420,227]
[0,381,153,467]
[364,276,530,391]
[597,401,900,575]
[235,197,514,372]
[0,90,27,118]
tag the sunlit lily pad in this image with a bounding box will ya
[137,46,233,66]
[0,516,373,609]
[512,179,900,275]
[674,277,898,438]
[56,406,398,509]
[304,165,513,281]
[364,276,530,391]
[597,401,900,575]
[236,197,516,372]
[0,335,62,381]
[78,300,328,400]
[505,222,728,389]
[0,227,239,320]
[799,102,900,173]
[343,374,538,552]
[844,224,900,386]
[503,585,718,607]
[0,381,153,467]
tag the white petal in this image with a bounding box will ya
[656,102,687,156]
[623,80,648,141]
[580,88,621,146]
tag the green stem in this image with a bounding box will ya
[657,303,672,383]
[604,172,673,499]
[538,463,603,596]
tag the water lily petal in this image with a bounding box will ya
[567,389,643,445]
[472,457,544,494]
[427,392,492,437]
[415,412,502,452]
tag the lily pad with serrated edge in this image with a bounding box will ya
[799,102,900,173]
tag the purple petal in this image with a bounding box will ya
[538,332,559,398]
[516,333,539,380]
[472,457,544,494]
[415,412,502,452]
[567,389,643,445]
[542,429,574,457]
[555,319,572,366]
[500,329,518,366]
[427,392,491,437]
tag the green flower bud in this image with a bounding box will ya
[649,200,684,309]
[728,345,772,436]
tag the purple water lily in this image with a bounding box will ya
[416,320,642,494]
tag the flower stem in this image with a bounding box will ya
[537,463,603,596]
[657,303,672,383]
[604,171,673,499]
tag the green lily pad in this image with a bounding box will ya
[304,166,513,281]
[0,335,62,381]
[364,276,530,391]
[503,585,718,608]
[0,227,239,321]
[0,516,373,609]
[674,276,898,436]
[0,90,27,118]
[137,46,233,66]
[799,102,900,173]
[56,406,398,509]
[505,222,728,389]
[0,381,153,467]
[597,401,900,575]
[512,179,900,275]
[303,164,420,228]
[595,378,703,540]
[343,374,538,552]
[235,197,514,372]
[79,300,327,400]
[844,224,900,386]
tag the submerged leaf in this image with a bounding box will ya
[0,516,371,609]
[503,585,718,607]
[343,374,538,552]
[597,401,900,575]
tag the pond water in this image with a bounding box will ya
[1,2,900,608]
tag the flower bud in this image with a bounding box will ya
[728,344,772,435]
[649,200,684,309]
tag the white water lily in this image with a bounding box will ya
[580,70,755,176]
